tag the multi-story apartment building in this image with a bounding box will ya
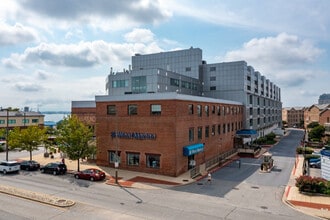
[73,47,281,176]
[282,107,305,128]
[106,47,282,137]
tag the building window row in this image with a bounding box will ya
[189,122,242,142]
[109,151,160,169]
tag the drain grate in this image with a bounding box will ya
[260,206,268,209]
[251,186,259,189]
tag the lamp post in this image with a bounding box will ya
[115,160,119,184]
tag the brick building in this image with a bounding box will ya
[73,93,243,177]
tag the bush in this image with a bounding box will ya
[295,176,330,195]
[296,146,314,154]
[254,132,277,145]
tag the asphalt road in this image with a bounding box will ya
[0,129,318,220]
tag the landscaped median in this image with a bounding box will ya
[0,185,75,207]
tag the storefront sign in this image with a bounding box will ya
[111,131,156,140]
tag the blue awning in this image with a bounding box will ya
[183,143,204,156]
[236,129,257,137]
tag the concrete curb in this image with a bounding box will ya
[0,185,75,207]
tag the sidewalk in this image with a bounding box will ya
[283,155,330,219]
[19,152,194,190]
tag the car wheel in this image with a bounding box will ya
[3,170,7,174]
[26,167,29,171]
[53,171,57,175]
[74,174,79,179]
[90,177,94,181]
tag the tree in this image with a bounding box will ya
[308,125,325,142]
[56,115,95,171]
[8,126,48,161]
[307,122,320,129]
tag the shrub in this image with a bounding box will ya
[295,176,330,195]
[296,147,314,154]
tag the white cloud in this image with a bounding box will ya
[223,33,323,85]
[124,28,155,43]
[0,22,39,46]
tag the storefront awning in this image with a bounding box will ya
[236,129,258,137]
[183,143,204,156]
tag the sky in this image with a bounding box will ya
[0,0,329,111]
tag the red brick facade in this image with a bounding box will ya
[93,97,243,177]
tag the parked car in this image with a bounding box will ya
[74,168,106,181]
[0,160,20,174]
[310,160,321,169]
[40,162,67,175]
[20,160,40,171]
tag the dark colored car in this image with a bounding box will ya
[74,168,106,181]
[40,162,67,175]
[20,160,40,171]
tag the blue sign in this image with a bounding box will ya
[111,131,156,140]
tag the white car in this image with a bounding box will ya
[0,160,20,174]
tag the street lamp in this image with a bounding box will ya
[1,108,9,161]
[115,160,119,184]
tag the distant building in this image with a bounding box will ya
[318,93,330,104]
[304,104,330,128]
[282,107,305,128]
[0,109,44,130]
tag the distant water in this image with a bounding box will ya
[44,113,70,123]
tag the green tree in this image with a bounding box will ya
[56,115,95,171]
[308,125,325,141]
[8,126,48,161]
[307,122,320,129]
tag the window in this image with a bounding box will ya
[31,119,38,123]
[22,119,29,124]
[127,152,140,166]
[212,125,215,136]
[128,104,137,115]
[107,105,116,115]
[210,86,216,90]
[185,67,191,71]
[151,104,161,115]
[112,80,128,88]
[197,105,202,117]
[210,67,216,71]
[188,104,194,115]
[132,76,146,93]
[181,81,191,89]
[198,127,202,140]
[189,127,194,142]
[217,106,220,115]
[146,154,160,168]
[211,105,215,114]
[170,78,180,87]
[210,76,216,81]
[109,151,121,163]
[0,120,4,124]
[9,119,16,124]
[223,124,226,134]
[217,124,221,135]
[205,105,209,116]
[205,126,209,138]
[227,123,230,132]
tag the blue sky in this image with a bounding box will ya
[1,0,329,111]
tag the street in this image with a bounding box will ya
[0,129,318,219]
